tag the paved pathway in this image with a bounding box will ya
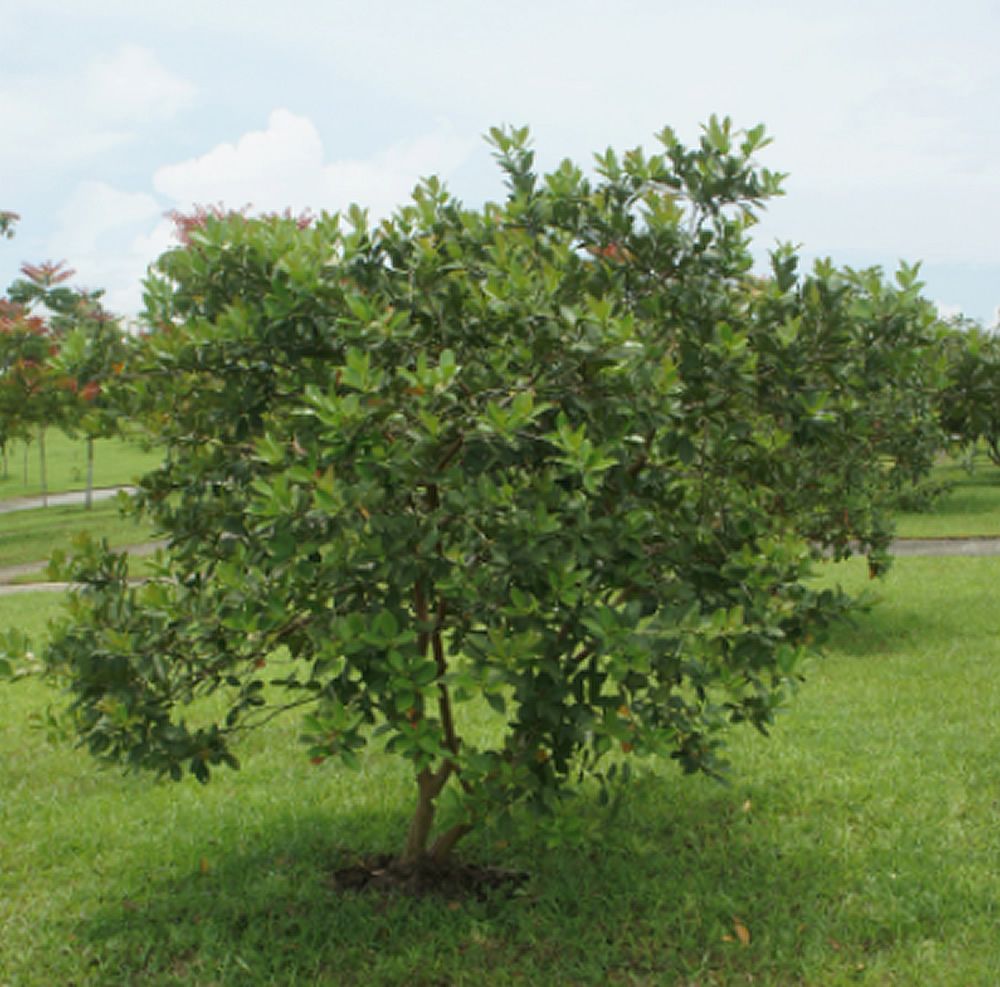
[0,539,165,588]
[891,536,1000,557]
[0,486,155,595]
[1,535,999,596]
[0,486,135,515]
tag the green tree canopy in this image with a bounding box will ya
[34,119,943,869]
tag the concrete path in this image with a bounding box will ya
[1,536,999,596]
[0,539,165,587]
[0,486,135,514]
[891,536,1000,557]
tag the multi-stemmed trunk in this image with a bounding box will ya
[400,763,472,869]
[397,571,474,870]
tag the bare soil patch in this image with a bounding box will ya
[327,853,530,900]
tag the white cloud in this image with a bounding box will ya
[153,110,325,211]
[153,109,475,218]
[84,44,196,122]
[935,301,964,321]
[46,182,164,313]
[52,181,161,255]
[0,44,195,176]
[27,114,477,316]
[6,1,1000,321]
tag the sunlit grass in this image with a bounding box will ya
[2,555,1000,985]
[0,431,160,502]
[0,499,156,571]
[895,452,1000,537]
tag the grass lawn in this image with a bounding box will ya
[895,453,1000,538]
[2,555,999,985]
[0,431,161,502]
[0,499,157,571]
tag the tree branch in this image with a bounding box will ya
[430,821,473,863]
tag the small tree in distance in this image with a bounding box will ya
[0,298,54,489]
[35,119,942,873]
[936,318,1000,467]
[3,260,129,505]
[0,211,18,239]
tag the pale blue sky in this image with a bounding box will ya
[3,0,1000,322]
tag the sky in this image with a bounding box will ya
[3,0,1000,324]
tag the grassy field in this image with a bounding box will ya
[0,431,161,502]
[895,454,1000,537]
[2,555,999,985]
[0,499,156,571]
[0,433,161,580]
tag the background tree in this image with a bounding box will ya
[3,261,128,505]
[45,290,129,507]
[0,210,18,239]
[2,261,81,503]
[0,295,64,501]
[38,120,939,873]
[936,319,1000,466]
[742,254,947,564]
[0,210,21,475]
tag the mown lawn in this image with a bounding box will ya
[2,554,999,985]
[0,431,161,502]
[895,453,1000,537]
[0,434,161,581]
[0,499,156,570]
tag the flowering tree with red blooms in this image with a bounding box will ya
[51,299,129,507]
[167,203,314,246]
[4,260,80,501]
[0,212,21,475]
[0,247,127,503]
[0,295,62,498]
[6,259,129,506]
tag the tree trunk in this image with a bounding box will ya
[399,767,474,869]
[85,436,94,510]
[38,428,47,507]
[401,769,440,867]
[398,559,473,869]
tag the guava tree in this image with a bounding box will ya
[36,120,927,870]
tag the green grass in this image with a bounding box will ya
[895,454,1000,537]
[2,556,1000,985]
[0,500,156,570]
[0,431,161,501]
[6,550,157,585]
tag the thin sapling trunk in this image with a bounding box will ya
[85,436,94,509]
[38,427,47,507]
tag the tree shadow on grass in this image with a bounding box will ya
[822,596,950,659]
[820,556,997,660]
[62,769,993,986]
[924,489,999,520]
